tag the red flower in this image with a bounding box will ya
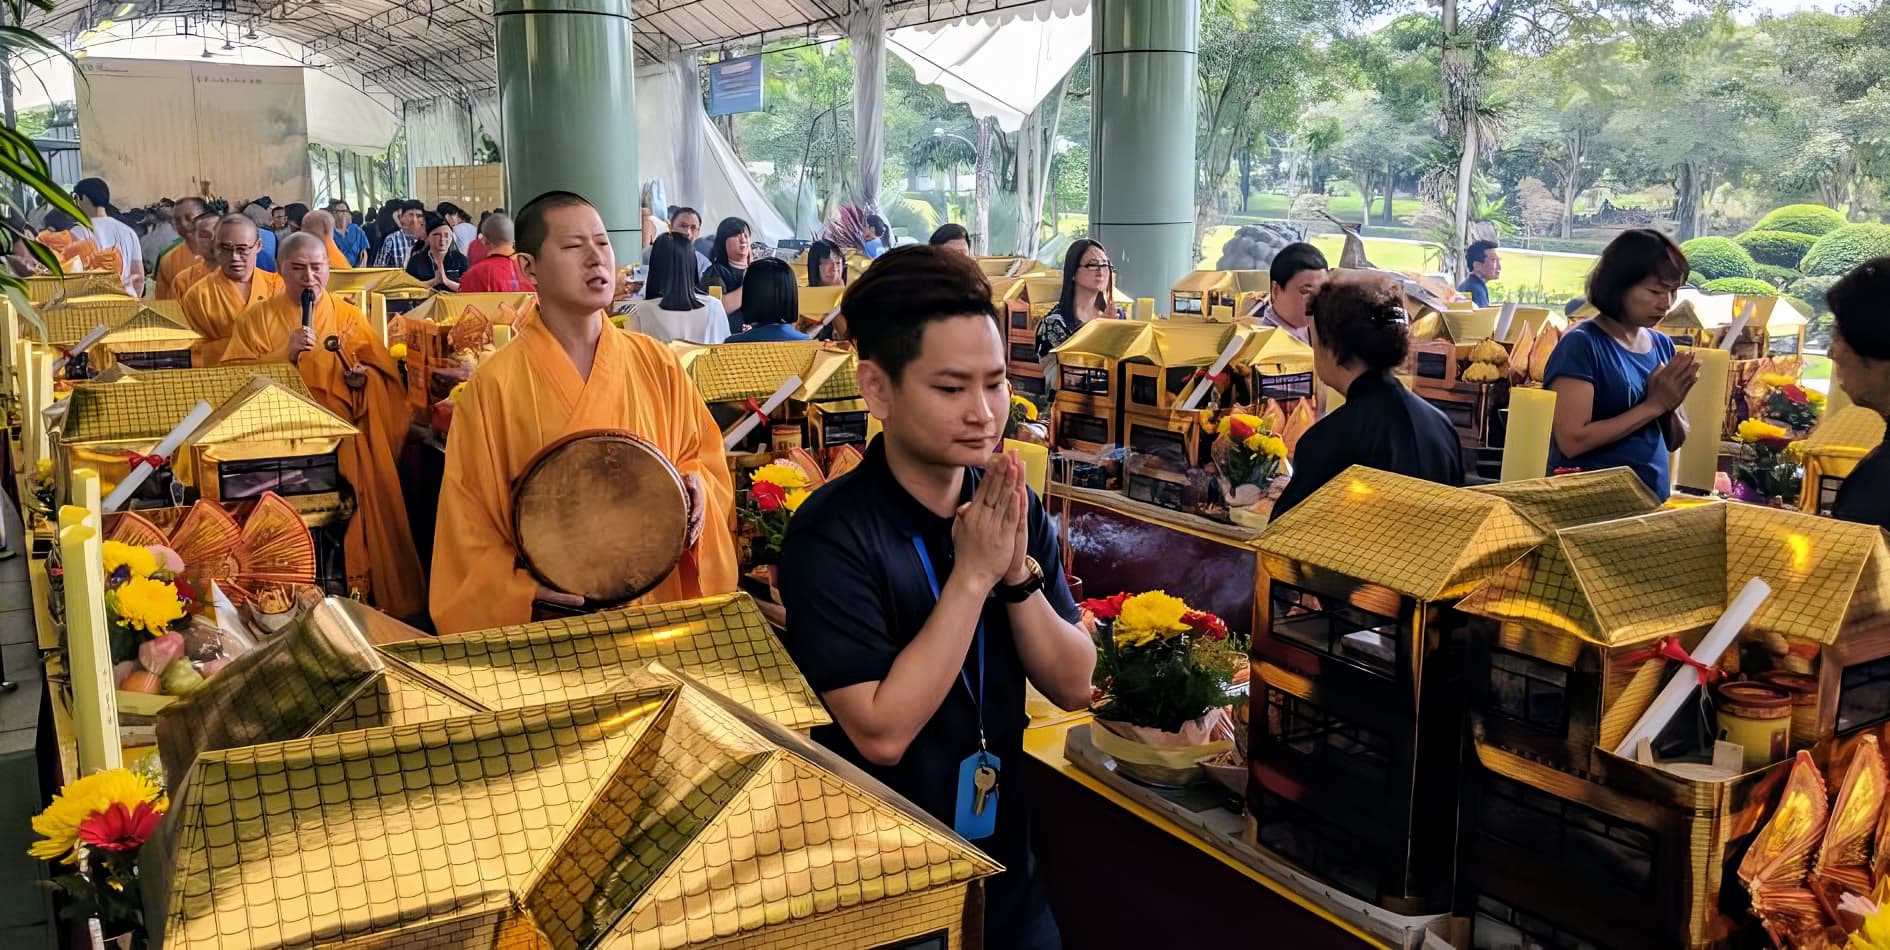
[172,577,198,609]
[76,801,162,853]
[1082,592,1131,620]
[1183,610,1229,641]
[1227,417,1255,440]
[750,482,787,512]
[1782,384,1808,406]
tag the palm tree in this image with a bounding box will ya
[0,0,87,293]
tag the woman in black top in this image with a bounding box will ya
[806,239,847,288]
[704,216,751,332]
[1822,258,1890,529]
[1271,271,1465,517]
[405,212,468,291]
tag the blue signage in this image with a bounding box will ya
[707,55,764,117]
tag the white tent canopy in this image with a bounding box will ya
[889,0,1089,132]
[636,62,794,243]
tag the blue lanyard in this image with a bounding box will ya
[911,535,987,752]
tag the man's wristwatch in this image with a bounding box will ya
[993,556,1046,603]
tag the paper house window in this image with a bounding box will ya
[116,349,194,370]
[1061,366,1110,395]
[875,932,949,950]
[1479,774,1654,891]
[1414,350,1453,380]
[1268,581,1403,680]
[1816,474,1844,516]
[1124,423,1197,509]
[1472,893,1604,950]
[1263,686,1394,789]
[1254,788,1381,903]
[1059,411,1110,446]
[1487,650,1572,736]
[1129,366,1195,408]
[1838,655,1890,733]
[216,453,342,500]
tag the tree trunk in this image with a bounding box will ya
[1453,135,1477,275]
[1675,162,1704,242]
[974,117,995,255]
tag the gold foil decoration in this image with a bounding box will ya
[1740,751,1831,944]
[1814,735,1886,906]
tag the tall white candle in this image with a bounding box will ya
[1613,577,1771,758]
[101,400,213,512]
[59,482,121,774]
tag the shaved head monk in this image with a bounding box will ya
[221,232,425,620]
[180,214,283,366]
[299,208,351,270]
[171,211,221,301]
[153,196,205,299]
[429,190,737,633]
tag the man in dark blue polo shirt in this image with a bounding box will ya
[778,245,1096,950]
[1459,239,1500,306]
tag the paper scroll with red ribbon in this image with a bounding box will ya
[101,400,213,512]
[51,323,109,375]
[1179,335,1245,412]
[721,374,803,451]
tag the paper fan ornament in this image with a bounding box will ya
[1815,736,1886,912]
[231,492,316,597]
[103,512,170,549]
[448,305,493,353]
[1508,320,1537,386]
[103,501,241,596]
[1741,751,1832,944]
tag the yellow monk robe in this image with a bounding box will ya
[431,311,738,634]
[326,239,352,270]
[173,259,213,299]
[153,242,194,299]
[221,292,426,619]
[179,268,284,366]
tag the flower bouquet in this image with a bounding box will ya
[1211,411,1291,527]
[1084,590,1244,786]
[1731,419,1805,508]
[740,460,812,573]
[30,766,167,945]
[100,539,249,706]
[1755,371,1825,436]
[1002,393,1048,445]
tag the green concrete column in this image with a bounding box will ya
[495,0,639,259]
[1089,0,1197,304]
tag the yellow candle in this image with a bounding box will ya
[0,294,16,387]
[1007,438,1050,496]
[493,323,514,347]
[59,477,121,774]
[29,349,53,470]
[1135,297,1156,321]
[1210,305,1234,322]
[1674,347,1731,493]
[1502,387,1557,482]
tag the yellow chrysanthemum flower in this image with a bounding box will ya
[1243,433,1265,452]
[388,342,409,360]
[100,540,158,580]
[1254,434,1288,459]
[1738,419,1791,444]
[1850,904,1890,950]
[1113,590,1192,648]
[1809,389,1828,408]
[110,576,185,635]
[784,488,811,512]
[1760,372,1799,388]
[29,768,167,863]
[751,461,810,491]
[1010,393,1039,421]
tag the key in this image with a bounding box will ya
[972,764,998,816]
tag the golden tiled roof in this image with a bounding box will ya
[39,295,141,344]
[1441,308,1498,343]
[326,267,435,298]
[61,365,310,444]
[1457,502,1890,646]
[1171,270,1233,294]
[1232,324,1314,371]
[1255,466,1544,601]
[1661,291,1733,331]
[1017,276,1063,304]
[403,291,536,326]
[23,273,127,305]
[685,341,859,404]
[379,593,829,733]
[99,303,201,346]
[1471,468,1660,532]
[797,283,843,319]
[1803,406,1886,462]
[152,678,996,950]
[1052,318,1154,365]
[1144,319,1237,366]
[185,376,358,445]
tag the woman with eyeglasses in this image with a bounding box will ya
[1035,238,1118,389]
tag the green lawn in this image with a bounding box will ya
[1197,228,1599,301]
[1225,192,1425,222]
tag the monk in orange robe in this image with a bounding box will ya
[172,217,219,301]
[221,232,425,621]
[180,214,283,366]
[299,208,352,271]
[430,191,737,634]
[152,197,205,299]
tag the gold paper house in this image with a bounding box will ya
[1405,309,1509,449]
[1228,324,1317,405]
[1170,270,1234,316]
[1800,406,1887,517]
[392,291,535,412]
[1120,320,1244,512]
[1047,319,1151,453]
[683,341,865,459]
[57,366,353,515]
[39,298,202,371]
[21,273,128,306]
[1246,467,1545,913]
[795,283,843,332]
[1453,500,1890,948]
[326,266,435,306]
[1003,276,1064,395]
[147,677,998,950]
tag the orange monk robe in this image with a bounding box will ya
[221,293,426,620]
[326,239,352,271]
[153,242,193,299]
[179,268,283,366]
[430,312,738,634]
[174,259,213,299]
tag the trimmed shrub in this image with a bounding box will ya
[1790,274,1840,313]
[1701,277,1779,296]
[1801,223,1890,277]
[1752,264,1803,289]
[1687,270,1707,287]
[1734,230,1817,268]
[1679,236,1756,280]
[1752,203,1848,237]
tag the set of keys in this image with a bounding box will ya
[972,762,999,815]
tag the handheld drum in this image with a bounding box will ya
[510,429,692,607]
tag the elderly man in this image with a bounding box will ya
[169,211,222,302]
[152,196,204,299]
[300,208,351,270]
[180,214,283,366]
[374,200,426,267]
[456,213,531,293]
[221,232,425,620]
[329,201,370,265]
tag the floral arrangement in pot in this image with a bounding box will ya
[1083,590,1245,787]
[29,766,168,946]
[739,460,813,594]
[100,540,246,701]
[1731,419,1806,508]
[1211,411,1291,527]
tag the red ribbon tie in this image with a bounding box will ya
[1191,369,1230,386]
[741,398,771,426]
[1622,635,1721,686]
[124,451,168,469]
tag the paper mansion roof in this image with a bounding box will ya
[1470,469,1662,533]
[325,267,436,298]
[1255,466,1544,602]
[61,365,310,444]
[401,291,536,326]
[683,341,861,404]
[40,298,196,347]
[1456,501,1890,646]
[150,676,998,949]
[21,274,127,306]
[185,377,360,447]
[154,593,828,789]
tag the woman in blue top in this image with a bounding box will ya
[1545,228,1701,497]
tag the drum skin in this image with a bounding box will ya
[510,429,690,604]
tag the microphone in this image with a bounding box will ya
[300,288,315,330]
